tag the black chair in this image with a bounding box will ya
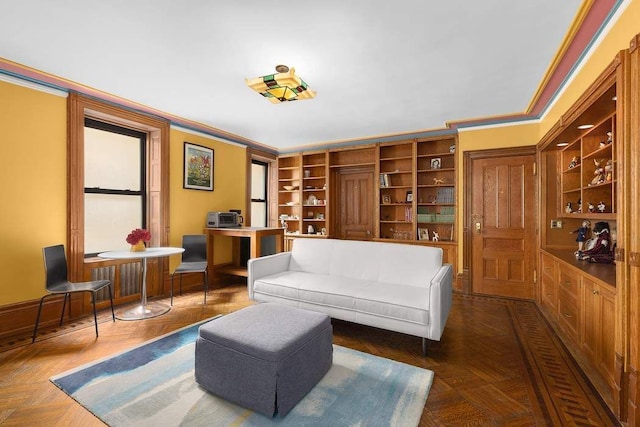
[171,235,208,305]
[32,244,115,343]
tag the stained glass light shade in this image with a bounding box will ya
[246,67,315,104]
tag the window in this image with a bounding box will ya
[84,119,146,255]
[251,160,268,227]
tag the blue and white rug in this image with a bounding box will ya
[51,318,433,426]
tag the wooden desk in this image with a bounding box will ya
[204,227,284,284]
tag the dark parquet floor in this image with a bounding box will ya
[0,282,619,426]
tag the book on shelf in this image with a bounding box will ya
[435,187,454,204]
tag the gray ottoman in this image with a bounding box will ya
[194,303,333,417]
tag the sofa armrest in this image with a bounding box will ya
[247,252,292,300]
[428,263,453,341]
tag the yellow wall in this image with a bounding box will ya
[168,128,247,269]
[0,81,67,305]
[0,81,248,306]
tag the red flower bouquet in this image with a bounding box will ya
[126,228,151,245]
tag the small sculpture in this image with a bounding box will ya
[571,220,590,253]
[600,131,612,147]
[587,202,595,213]
[432,231,440,242]
[605,159,613,182]
[565,202,572,214]
[598,201,606,213]
[577,221,614,263]
[449,144,456,153]
[589,159,606,186]
[577,198,582,213]
[433,177,444,185]
[568,156,580,169]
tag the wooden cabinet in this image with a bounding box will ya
[277,154,302,236]
[378,141,415,240]
[301,151,329,236]
[540,252,558,313]
[559,100,617,220]
[539,250,617,411]
[416,137,456,243]
[582,276,616,388]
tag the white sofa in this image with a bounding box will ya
[247,238,453,352]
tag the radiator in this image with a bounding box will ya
[90,262,141,301]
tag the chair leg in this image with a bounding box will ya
[203,271,208,304]
[91,292,99,338]
[32,295,48,343]
[108,284,115,322]
[422,338,427,357]
[59,293,69,326]
[170,274,174,306]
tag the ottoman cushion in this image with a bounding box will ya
[195,303,333,417]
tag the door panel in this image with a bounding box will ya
[471,154,536,299]
[336,168,374,240]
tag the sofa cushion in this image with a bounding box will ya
[255,270,430,325]
[288,238,442,288]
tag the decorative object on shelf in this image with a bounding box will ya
[307,225,316,234]
[382,194,391,204]
[604,159,613,182]
[432,231,440,242]
[320,227,327,235]
[304,169,311,178]
[449,143,455,153]
[568,156,580,169]
[379,173,390,188]
[565,202,572,214]
[433,177,444,185]
[283,185,297,191]
[587,202,595,213]
[126,228,151,252]
[599,131,612,147]
[577,221,614,264]
[406,191,413,203]
[589,159,606,186]
[307,194,317,205]
[576,198,582,213]
[430,158,441,169]
[245,65,315,103]
[571,220,590,253]
[418,228,429,241]
[183,142,214,191]
[597,201,606,213]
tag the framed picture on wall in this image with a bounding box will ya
[183,142,214,191]
[430,158,442,169]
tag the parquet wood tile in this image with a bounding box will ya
[0,283,619,426]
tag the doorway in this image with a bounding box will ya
[466,147,537,299]
[332,167,375,240]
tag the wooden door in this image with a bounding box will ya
[334,167,374,240]
[470,150,536,299]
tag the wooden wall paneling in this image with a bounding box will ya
[626,33,640,425]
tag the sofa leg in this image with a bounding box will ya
[422,338,427,356]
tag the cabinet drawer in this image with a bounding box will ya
[541,272,557,312]
[541,252,556,279]
[558,267,581,340]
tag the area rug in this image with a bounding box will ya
[51,318,433,426]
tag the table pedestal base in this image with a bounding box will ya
[115,302,170,321]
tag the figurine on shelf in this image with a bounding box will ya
[589,159,606,186]
[571,220,590,254]
[577,221,614,264]
[598,201,606,213]
[576,198,582,213]
[605,159,613,182]
[565,202,573,214]
[568,156,580,169]
[432,231,440,242]
[600,131,613,147]
[587,202,595,213]
[433,177,444,185]
[449,143,456,153]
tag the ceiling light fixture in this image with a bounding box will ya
[556,142,569,147]
[246,65,316,104]
[577,124,594,129]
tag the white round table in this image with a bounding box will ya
[98,247,185,320]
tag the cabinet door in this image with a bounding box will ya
[540,252,558,313]
[582,276,616,388]
[558,266,581,342]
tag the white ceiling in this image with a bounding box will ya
[0,1,585,151]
